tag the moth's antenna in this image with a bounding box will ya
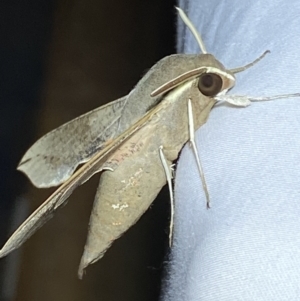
[229,51,270,74]
[176,7,207,54]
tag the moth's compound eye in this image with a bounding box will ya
[198,73,223,96]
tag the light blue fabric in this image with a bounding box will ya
[162,1,300,300]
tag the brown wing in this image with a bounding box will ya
[18,96,127,188]
[0,102,165,259]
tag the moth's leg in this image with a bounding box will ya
[216,93,300,107]
[159,145,174,246]
[170,164,176,179]
[187,99,210,208]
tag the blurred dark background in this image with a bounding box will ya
[0,0,176,300]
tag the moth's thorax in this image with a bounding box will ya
[117,53,234,132]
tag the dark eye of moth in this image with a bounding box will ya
[198,73,223,96]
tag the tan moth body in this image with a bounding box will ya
[1,7,297,278]
[78,73,224,276]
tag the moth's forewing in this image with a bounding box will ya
[18,96,127,188]
[0,101,165,259]
[78,78,217,277]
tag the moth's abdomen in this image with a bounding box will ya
[78,128,168,278]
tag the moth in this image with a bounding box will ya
[1,8,298,279]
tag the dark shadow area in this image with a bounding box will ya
[0,0,176,300]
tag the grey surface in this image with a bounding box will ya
[162,0,300,300]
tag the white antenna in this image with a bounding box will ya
[176,7,207,54]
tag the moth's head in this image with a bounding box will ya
[192,53,235,97]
